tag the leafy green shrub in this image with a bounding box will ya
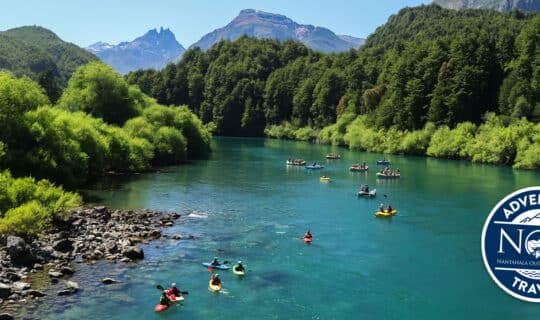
[0,170,81,237]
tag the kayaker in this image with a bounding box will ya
[159,290,170,306]
[211,257,221,266]
[304,230,312,239]
[168,283,181,297]
[387,204,393,212]
[235,261,245,272]
[211,273,221,286]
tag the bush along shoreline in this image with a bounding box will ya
[265,113,540,169]
[0,205,193,316]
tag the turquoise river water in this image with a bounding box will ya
[17,137,540,319]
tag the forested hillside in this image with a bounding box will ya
[0,26,98,88]
[127,5,540,169]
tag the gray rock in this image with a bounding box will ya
[0,283,11,298]
[60,267,74,275]
[102,277,118,285]
[6,236,35,265]
[33,263,43,270]
[25,289,46,297]
[58,280,79,296]
[11,282,31,291]
[48,271,63,278]
[5,272,20,281]
[66,280,79,290]
[52,239,73,252]
[122,246,144,260]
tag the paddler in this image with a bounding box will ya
[168,283,181,297]
[235,261,245,272]
[211,257,221,266]
[303,230,312,239]
[211,273,221,286]
[159,290,170,306]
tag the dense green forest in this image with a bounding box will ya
[127,5,540,169]
[0,26,98,101]
[0,62,212,236]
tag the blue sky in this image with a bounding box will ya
[1,0,431,47]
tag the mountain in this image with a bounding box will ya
[87,27,185,74]
[0,26,98,86]
[190,9,364,53]
[433,0,540,11]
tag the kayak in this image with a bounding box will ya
[208,279,222,292]
[153,294,184,312]
[233,265,245,276]
[375,210,397,217]
[303,236,313,243]
[377,160,390,165]
[320,176,330,182]
[202,262,230,270]
[305,165,324,170]
[154,304,169,312]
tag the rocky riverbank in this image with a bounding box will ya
[0,206,188,318]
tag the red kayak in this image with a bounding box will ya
[303,237,313,243]
[154,294,184,312]
[154,304,168,312]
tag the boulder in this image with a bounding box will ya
[102,278,118,285]
[58,280,79,296]
[6,236,35,265]
[48,271,63,278]
[0,283,11,299]
[122,246,144,260]
[60,267,74,275]
[11,282,30,291]
[52,239,73,252]
[25,290,46,298]
[5,272,20,281]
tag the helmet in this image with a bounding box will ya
[163,290,167,293]
[171,283,176,287]
[213,257,218,260]
[238,260,242,264]
[214,273,219,278]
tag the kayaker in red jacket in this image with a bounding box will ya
[304,230,312,239]
[167,283,181,297]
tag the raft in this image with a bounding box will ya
[325,153,341,159]
[320,176,331,182]
[358,188,376,197]
[350,164,368,172]
[375,209,397,217]
[376,172,400,178]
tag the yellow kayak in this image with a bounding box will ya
[208,279,221,292]
[375,210,397,217]
[320,176,331,182]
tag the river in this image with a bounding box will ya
[19,137,540,319]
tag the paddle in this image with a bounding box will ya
[156,284,189,295]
